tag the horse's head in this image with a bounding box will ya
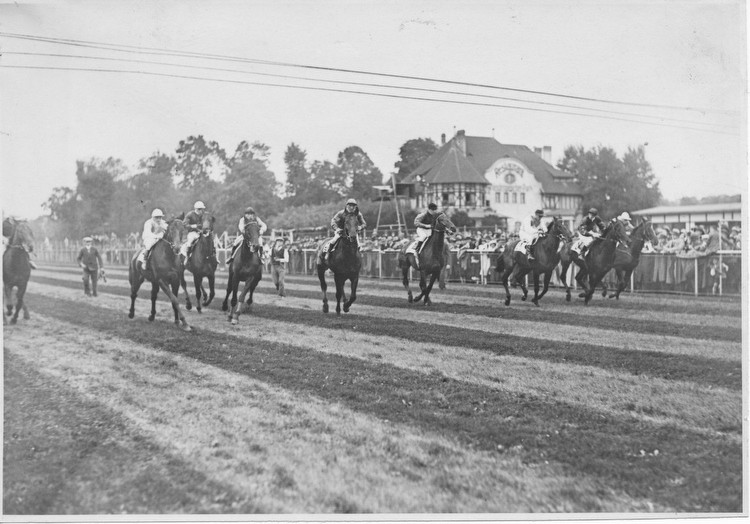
[549,216,573,242]
[201,214,215,233]
[637,219,658,245]
[2,217,14,238]
[166,217,187,249]
[606,219,632,247]
[243,219,261,247]
[3,217,34,250]
[434,213,458,235]
[341,212,360,244]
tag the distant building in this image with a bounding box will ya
[632,202,742,229]
[398,130,583,230]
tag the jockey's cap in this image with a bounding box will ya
[244,206,255,214]
[427,202,438,210]
[534,209,544,216]
[618,212,632,222]
[588,207,598,215]
[194,201,206,210]
[151,208,164,218]
[83,236,93,242]
[346,198,358,206]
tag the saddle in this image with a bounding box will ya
[405,240,420,255]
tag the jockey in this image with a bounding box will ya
[179,201,220,262]
[412,202,443,254]
[137,208,167,271]
[572,207,606,258]
[226,207,267,265]
[2,217,38,269]
[324,198,366,264]
[615,211,634,236]
[518,209,546,261]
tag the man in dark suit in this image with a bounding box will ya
[77,236,103,297]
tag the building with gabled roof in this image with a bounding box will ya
[399,130,583,230]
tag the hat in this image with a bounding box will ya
[83,236,93,242]
[731,226,740,232]
[657,232,667,239]
[346,198,358,206]
[695,226,705,235]
[588,208,598,214]
[618,212,632,222]
[671,228,680,234]
[534,209,544,216]
[194,201,206,210]
[244,207,255,214]
[428,202,438,210]
[151,208,164,218]
[274,237,284,243]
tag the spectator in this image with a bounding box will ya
[709,258,728,295]
[77,236,103,297]
[269,237,288,297]
[704,224,722,255]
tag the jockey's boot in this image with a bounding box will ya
[526,245,535,261]
[29,260,37,269]
[225,245,239,266]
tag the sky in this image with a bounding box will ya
[1,0,747,220]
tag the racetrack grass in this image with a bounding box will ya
[3,352,261,514]
[27,277,742,392]
[20,292,743,512]
[30,270,741,343]
[6,316,661,514]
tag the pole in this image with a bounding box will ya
[391,174,403,236]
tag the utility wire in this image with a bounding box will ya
[3,51,736,129]
[1,64,739,136]
[0,31,738,116]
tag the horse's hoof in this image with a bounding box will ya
[186,303,192,311]
[196,308,202,314]
[231,318,238,325]
[343,305,351,313]
[181,324,192,332]
[128,311,134,319]
[578,292,586,298]
[566,294,571,302]
[336,310,341,316]
[504,298,510,306]
[532,299,539,306]
[521,296,527,301]
[10,318,17,325]
[148,315,155,322]
[322,304,329,313]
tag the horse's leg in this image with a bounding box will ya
[232,279,254,324]
[11,282,27,324]
[222,267,233,312]
[559,260,572,302]
[514,267,529,301]
[148,281,159,321]
[128,267,144,319]
[585,271,606,305]
[244,272,262,310]
[334,273,346,315]
[181,269,192,311]
[204,272,215,307]
[401,263,414,303]
[531,271,542,306]
[4,283,13,317]
[317,264,330,313]
[22,302,30,320]
[343,274,358,313]
[193,273,202,314]
[413,270,428,303]
[500,265,514,306]
[159,279,191,331]
[535,270,553,305]
[422,271,440,306]
[615,269,632,299]
[229,276,241,323]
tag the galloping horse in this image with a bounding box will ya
[495,216,573,306]
[222,220,263,324]
[3,217,34,324]
[128,219,191,330]
[559,219,631,305]
[600,219,658,299]
[398,213,457,306]
[316,212,362,314]
[184,213,217,313]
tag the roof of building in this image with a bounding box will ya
[401,134,581,195]
[632,202,742,216]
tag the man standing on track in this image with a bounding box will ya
[77,236,103,297]
[270,237,289,297]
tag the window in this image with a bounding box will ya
[512,192,517,204]
[495,192,501,203]
[504,192,509,203]
[520,192,525,204]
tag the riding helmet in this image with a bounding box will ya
[618,212,631,222]
[346,198,358,206]
[244,206,255,214]
[534,209,544,216]
[194,201,206,210]
[428,202,438,210]
[151,208,164,218]
[588,207,598,215]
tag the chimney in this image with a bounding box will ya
[455,129,466,156]
[441,133,446,145]
[542,146,552,164]
[534,146,542,156]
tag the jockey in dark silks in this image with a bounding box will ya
[573,207,606,257]
[411,202,445,255]
[179,201,220,262]
[226,207,268,266]
[325,198,366,265]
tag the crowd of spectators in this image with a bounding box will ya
[646,222,741,256]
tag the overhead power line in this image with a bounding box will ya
[3,51,736,130]
[0,31,738,116]
[1,64,739,136]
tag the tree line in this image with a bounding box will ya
[41,134,663,240]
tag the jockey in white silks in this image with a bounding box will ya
[516,209,546,260]
[225,207,268,266]
[137,208,168,270]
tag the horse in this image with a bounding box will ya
[495,216,573,307]
[222,220,263,324]
[316,212,362,314]
[398,213,457,306]
[599,219,658,299]
[3,217,34,324]
[128,218,191,331]
[559,219,632,305]
[183,214,217,313]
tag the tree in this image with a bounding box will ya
[174,135,228,189]
[337,146,384,201]
[284,143,310,200]
[557,145,661,218]
[393,137,438,182]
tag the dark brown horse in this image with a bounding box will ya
[3,217,33,324]
[316,212,362,314]
[222,220,263,324]
[600,219,658,299]
[495,216,573,307]
[559,219,632,305]
[128,218,191,330]
[398,213,457,306]
[184,214,217,313]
